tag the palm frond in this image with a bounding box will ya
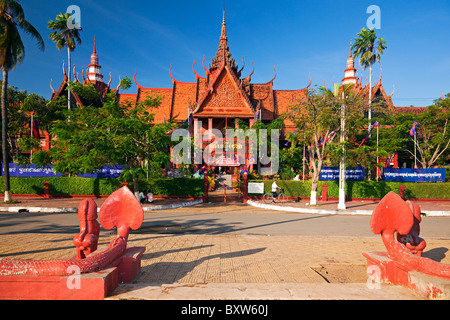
[18,18,44,51]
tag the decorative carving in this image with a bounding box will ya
[369,191,450,279]
[73,199,100,259]
[0,186,144,276]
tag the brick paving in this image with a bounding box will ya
[1,232,449,285]
[0,196,449,299]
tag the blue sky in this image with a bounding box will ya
[9,0,450,107]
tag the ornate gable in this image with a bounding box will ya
[193,64,255,118]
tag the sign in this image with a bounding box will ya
[2,163,62,177]
[2,163,123,178]
[319,167,365,181]
[248,182,264,194]
[382,168,446,182]
[77,165,124,178]
[211,155,240,167]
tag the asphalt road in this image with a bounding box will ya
[1,203,449,239]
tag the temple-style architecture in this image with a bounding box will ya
[50,37,117,108]
[341,48,395,110]
[48,11,431,174]
[118,11,308,139]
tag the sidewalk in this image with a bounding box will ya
[1,196,448,216]
[0,197,203,213]
[248,199,450,216]
[0,196,449,300]
[0,232,432,300]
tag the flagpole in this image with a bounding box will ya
[30,114,33,162]
[302,145,305,183]
[414,132,417,168]
[376,125,379,181]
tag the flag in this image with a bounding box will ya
[409,121,419,140]
[182,112,193,129]
[29,118,40,139]
[240,165,249,176]
[384,153,394,166]
[318,127,340,147]
[358,121,379,148]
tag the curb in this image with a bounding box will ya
[1,199,203,213]
[247,200,450,217]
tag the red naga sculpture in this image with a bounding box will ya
[73,199,100,259]
[365,191,450,299]
[0,187,145,299]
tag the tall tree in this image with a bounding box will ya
[352,28,386,132]
[407,96,450,168]
[0,0,44,201]
[287,84,365,206]
[33,89,177,196]
[287,86,340,205]
[48,12,81,111]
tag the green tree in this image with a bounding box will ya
[0,0,44,201]
[286,84,365,206]
[407,96,450,168]
[48,12,82,111]
[33,90,177,196]
[287,86,340,205]
[352,28,387,132]
[18,92,66,160]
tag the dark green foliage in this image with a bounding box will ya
[249,180,450,199]
[0,177,204,197]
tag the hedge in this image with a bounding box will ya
[0,177,204,197]
[139,177,204,197]
[249,180,450,199]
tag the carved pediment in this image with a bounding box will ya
[194,65,255,118]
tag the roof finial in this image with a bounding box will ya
[93,35,96,54]
[221,4,227,40]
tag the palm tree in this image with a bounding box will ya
[48,12,82,111]
[352,28,386,132]
[0,0,44,202]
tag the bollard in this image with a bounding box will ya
[203,172,208,203]
[399,185,406,200]
[243,174,248,204]
[43,181,50,198]
[322,184,328,202]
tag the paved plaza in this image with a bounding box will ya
[0,198,449,299]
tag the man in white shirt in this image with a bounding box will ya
[272,179,280,199]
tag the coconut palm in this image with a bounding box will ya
[48,12,82,111]
[352,28,386,132]
[0,0,45,202]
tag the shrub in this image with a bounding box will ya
[247,180,450,199]
[0,177,203,197]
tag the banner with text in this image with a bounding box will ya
[319,167,365,181]
[2,163,124,178]
[382,168,446,182]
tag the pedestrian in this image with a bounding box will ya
[272,179,280,199]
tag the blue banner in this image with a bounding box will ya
[2,163,124,178]
[319,167,365,181]
[2,163,62,177]
[382,168,446,182]
[77,165,124,178]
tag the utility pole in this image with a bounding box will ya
[338,92,346,210]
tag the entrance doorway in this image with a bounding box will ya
[208,171,241,203]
